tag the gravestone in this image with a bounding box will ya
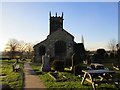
[41,53,51,71]
[72,53,85,67]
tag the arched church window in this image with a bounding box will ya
[55,41,66,56]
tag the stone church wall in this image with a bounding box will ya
[34,29,74,63]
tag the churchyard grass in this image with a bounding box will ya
[97,58,120,72]
[30,62,120,89]
[1,59,25,89]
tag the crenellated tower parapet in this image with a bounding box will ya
[49,12,64,35]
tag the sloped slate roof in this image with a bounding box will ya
[33,39,47,48]
[33,29,74,48]
[47,29,74,39]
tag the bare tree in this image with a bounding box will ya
[5,39,19,58]
[25,43,34,59]
[17,41,27,59]
[108,39,117,52]
[4,38,35,60]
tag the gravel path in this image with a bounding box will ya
[23,62,46,89]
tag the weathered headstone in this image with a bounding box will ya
[72,53,85,67]
[41,53,51,71]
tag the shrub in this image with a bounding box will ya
[117,49,120,54]
[118,49,120,61]
[110,52,114,58]
[73,64,87,76]
[104,53,109,58]
[52,60,64,71]
[96,48,106,59]
[90,54,97,63]
[114,53,118,58]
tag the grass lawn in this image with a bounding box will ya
[1,59,30,89]
[97,58,120,72]
[30,61,120,89]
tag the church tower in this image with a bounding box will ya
[49,12,64,35]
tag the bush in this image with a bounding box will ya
[104,53,109,58]
[52,60,64,71]
[117,49,120,54]
[96,48,106,59]
[118,49,120,61]
[73,64,87,76]
[114,53,118,58]
[110,52,114,58]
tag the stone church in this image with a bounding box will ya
[33,12,85,63]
